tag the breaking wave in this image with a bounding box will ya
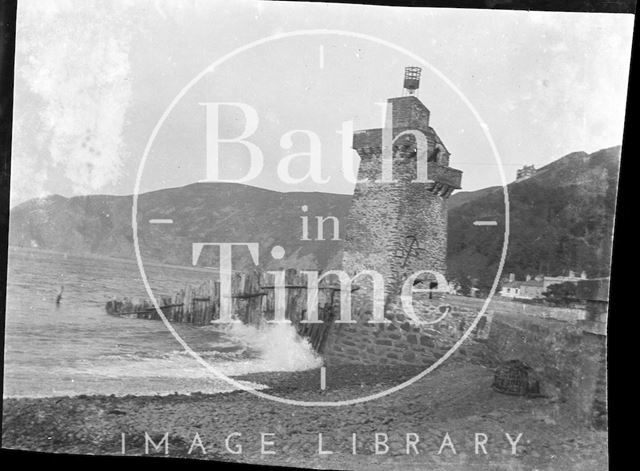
[219,322,324,372]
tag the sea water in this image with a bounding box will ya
[3,247,321,398]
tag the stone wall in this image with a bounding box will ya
[323,294,495,367]
[322,294,605,426]
[323,295,587,368]
[485,314,607,427]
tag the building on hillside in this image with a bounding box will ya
[500,273,525,298]
[499,270,588,300]
[542,270,587,290]
[519,279,545,299]
[500,281,521,298]
[516,164,537,181]
[499,279,545,300]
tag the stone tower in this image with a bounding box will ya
[342,71,462,297]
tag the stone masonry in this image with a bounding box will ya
[342,95,462,296]
[323,294,493,367]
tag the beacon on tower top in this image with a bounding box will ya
[402,66,422,96]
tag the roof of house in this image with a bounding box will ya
[520,280,544,288]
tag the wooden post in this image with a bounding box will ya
[212,281,220,322]
[259,271,269,324]
[247,270,261,327]
[203,280,213,324]
[185,285,193,323]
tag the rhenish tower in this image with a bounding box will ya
[342,67,462,297]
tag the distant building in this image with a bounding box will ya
[500,281,521,298]
[499,279,545,299]
[543,270,587,290]
[499,270,588,300]
[500,279,544,299]
[500,273,521,298]
[519,279,545,299]
[516,164,537,181]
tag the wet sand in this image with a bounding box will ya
[2,362,606,470]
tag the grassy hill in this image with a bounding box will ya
[447,146,621,292]
[8,183,350,272]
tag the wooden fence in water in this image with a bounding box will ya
[105,269,338,353]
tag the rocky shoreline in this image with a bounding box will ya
[2,362,606,470]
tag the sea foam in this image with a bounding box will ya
[224,322,324,372]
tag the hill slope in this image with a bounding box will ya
[8,183,351,272]
[447,146,621,291]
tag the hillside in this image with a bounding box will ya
[447,146,621,292]
[9,146,621,286]
[8,183,351,272]
[448,186,501,210]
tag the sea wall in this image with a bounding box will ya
[323,294,586,367]
[322,294,493,367]
[484,314,607,427]
[323,294,605,426]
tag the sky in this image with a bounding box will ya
[10,0,635,206]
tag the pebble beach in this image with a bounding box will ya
[2,362,607,470]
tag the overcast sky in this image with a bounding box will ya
[10,0,635,206]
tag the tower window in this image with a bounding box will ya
[429,147,440,163]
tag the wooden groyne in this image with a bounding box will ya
[106,279,218,325]
[105,269,338,353]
